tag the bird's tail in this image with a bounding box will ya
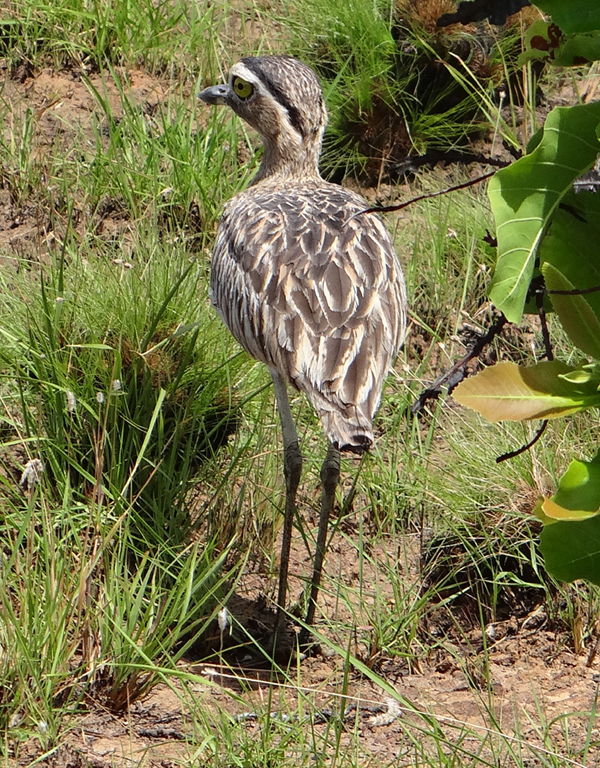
[312,397,375,453]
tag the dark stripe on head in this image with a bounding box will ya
[240,57,306,139]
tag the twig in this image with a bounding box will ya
[495,289,552,462]
[496,421,548,463]
[384,151,510,182]
[537,285,554,362]
[411,313,508,414]
[358,171,497,218]
[539,283,600,296]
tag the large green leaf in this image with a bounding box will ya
[452,360,600,421]
[534,1,600,34]
[488,102,600,323]
[540,513,600,585]
[542,263,600,359]
[540,190,600,319]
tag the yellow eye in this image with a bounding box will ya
[232,77,254,99]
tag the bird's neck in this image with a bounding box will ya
[252,134,322,184]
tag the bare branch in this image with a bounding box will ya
[360,171,497,218]
[538,283,600,296]
[411,313,508,414]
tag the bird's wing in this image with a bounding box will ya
[210,184,406,448]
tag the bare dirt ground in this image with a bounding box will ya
[8,521,600,767]
[10,528,600,767]
[0,58,170,268]
[2,61,600,767]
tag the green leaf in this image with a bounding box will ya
[519,19,600,66]
[540,514,600,585]
[539,189,600,316]
[536,456,600,525]
[533,497,555,526]
[541,497,598,521]
[534,1,600,34]
[552,33,600,66]
[559,368,595,384]
[533,497,595,525]
[551,457,600,512]
[517,20,556,68]
[452,360,600,421]
[542,262,600,358]
[488,102,600,323]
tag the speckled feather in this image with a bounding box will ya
[206,56,407,450]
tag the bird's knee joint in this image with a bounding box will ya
[284,442,303,485]
[320,462,340,493]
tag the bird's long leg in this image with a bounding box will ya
[303,442,340,632]
[270,370,303,629]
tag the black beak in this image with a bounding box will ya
[198,84,232,105]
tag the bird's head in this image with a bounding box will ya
[199,55,328,179]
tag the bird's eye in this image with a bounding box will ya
[232,77,254,100]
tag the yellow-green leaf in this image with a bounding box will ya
[533,497,557,526]
[452,360,600,422]
[541,497,599,521]
[559,369,595,384]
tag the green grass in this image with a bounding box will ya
[285,0,529,180]
[0,0,598,766]
[0,0,230,75]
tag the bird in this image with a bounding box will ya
[198,55,407,638]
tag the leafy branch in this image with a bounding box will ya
[451,0,600,585]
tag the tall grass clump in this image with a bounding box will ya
[0,475,234,736]
[0,216,264,738]
[0,232,252,545]
[288,0,534,181]
[0,0,277,739]
[85,72,260,232]
[0,72,259,246]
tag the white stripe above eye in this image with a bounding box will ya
[229,63,268,95]
[229,62,303,143]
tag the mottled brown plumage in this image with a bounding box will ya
[199,55,407,633]
[211,180,405,449]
